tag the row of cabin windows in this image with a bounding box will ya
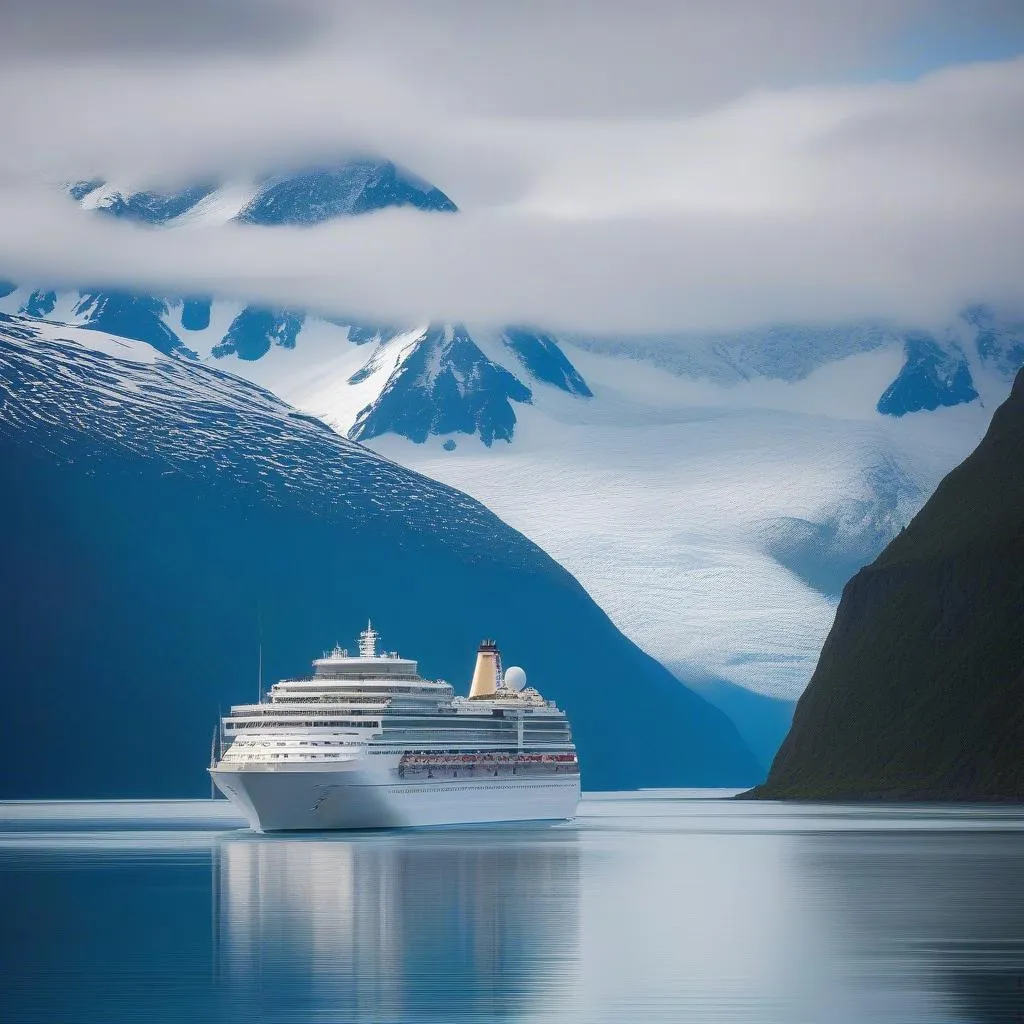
[389,783,577,794]
[251,708,383,716]
[381,731,517,738]
[231,752,574,764]
[238,707,565,722]
[377,734,538,744]
[241,712,567,730]
[233,739,347,747]
[226,720,379,730]
[226,721,566,738]
[382,723,568,735]
[246,753,344,760]
[270,695,393,704]
[382,724,518,733]
[369,749,575,758]
[295,681,433,691]
[382,720,517,729]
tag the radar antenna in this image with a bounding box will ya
[358,620,380,659]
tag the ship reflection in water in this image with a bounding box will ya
[1,796,1024,1023]
[214,827,581,1022]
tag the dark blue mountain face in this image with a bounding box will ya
[94,183,219,224]
[350,325,533,446]
[68,178,104,201]
[0,281,15,299]
[503,327,593,397]
[21,290,57,318]
[180,297,212,332]
[74,291,194,358]
[211,306,305,361]
[0,313,761,797]
[877,332,978,416]
[237,160,457,226]
[346,323,406,345]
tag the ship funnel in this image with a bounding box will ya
[469,639,501,699]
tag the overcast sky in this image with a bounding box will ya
[0,0,1022,331]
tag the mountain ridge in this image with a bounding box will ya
[69,157,457,226]
[4,155,1023,770]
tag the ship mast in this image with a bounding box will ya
[209,725,218,799]
[359,620,380,659]
[257,604,264,703]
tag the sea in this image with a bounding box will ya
[1,792,1022,1023]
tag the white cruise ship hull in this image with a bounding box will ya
[211,762,580,832]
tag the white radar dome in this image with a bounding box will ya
[504,666,527,691]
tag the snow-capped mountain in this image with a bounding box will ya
[0,311,761,797]
[2,158,459,370]
[146,305,1018,713]
[0,278,600,447]
[4,260,1022,715]
[876,332,978,416]
[6,155,1024,766]
[68,157,457,226]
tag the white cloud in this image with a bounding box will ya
[0,1,1021,331]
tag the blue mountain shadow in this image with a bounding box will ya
[681,671,797,773]
[181,297,212,332]
[0,314,762,797]
[74,291,195,358]
[212,306,305,361]
[503,327,593,396]
[21,290,57,318]
[878,332,978,416]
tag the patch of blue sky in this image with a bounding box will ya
[859,16,1024,83]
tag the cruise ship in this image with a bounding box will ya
[210,624,580,831]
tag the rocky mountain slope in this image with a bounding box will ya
[0,312,762,797]
[748,368,1024,800]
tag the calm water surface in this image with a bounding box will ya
[1,792,1023,1023]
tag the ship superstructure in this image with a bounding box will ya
[210,624,580,830]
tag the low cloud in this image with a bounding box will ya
[0,2,1021,332]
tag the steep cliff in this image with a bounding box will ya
[749,369,1024,800]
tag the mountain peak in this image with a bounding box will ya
[350,324,532,447]
[66,158,456,228]
[237,159,457,226]
[876,331,978,416]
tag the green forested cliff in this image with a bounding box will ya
[748,369,1024,800]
